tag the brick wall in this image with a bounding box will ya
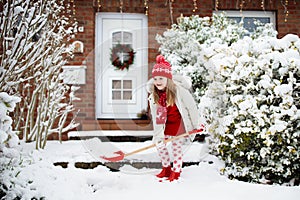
[68,0,300,131]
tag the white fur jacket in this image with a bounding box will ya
[146,75,200,143]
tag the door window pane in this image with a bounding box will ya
[112,31,133,45]
[123,32,132,43]
[123,91,132,100]
[111,79,133,101]
[112,80,121,89]
[112,31,122,43]
[123,80,132,89]
[112,91,122,100]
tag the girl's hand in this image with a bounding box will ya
[155,139,165,149]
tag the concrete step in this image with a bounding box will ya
[40,138,210,171]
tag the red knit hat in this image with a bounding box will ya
[152,55,172,79]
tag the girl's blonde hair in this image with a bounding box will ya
[152,79,176,106]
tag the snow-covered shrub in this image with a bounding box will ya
[210,34,300,185]
[0,0,79,149]
[0,92,20,148]
[156,13,260,137]
[0,92,39,199]
[156,13,248,102]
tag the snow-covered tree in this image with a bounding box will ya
[0,0,79,149]
[157,14,300,185]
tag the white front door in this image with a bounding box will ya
[95,13,148,118]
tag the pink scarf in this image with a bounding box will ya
[156,91,167,124]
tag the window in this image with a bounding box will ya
[111,79,133,101]
[112,31,133,63]
[112,31,133,44]
[215,10,276,33]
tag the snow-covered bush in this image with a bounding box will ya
[156,13,248,102]
[157,13,300,184]
[156,13,253,138]
[0,92,37,199]
[0,0,79,149]
[209,34,300,185]
[0,92,20,149]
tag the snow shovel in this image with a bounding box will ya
[100,128,204,162]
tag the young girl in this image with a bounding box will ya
[147,55,200,181]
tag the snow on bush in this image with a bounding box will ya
[157,14,300,185]
[156,13,248,103]
[208,33,300,185]
[0,92,20,148]
[0,92,40,199]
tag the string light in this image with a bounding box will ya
[67,0,70,17]
[120,0,123,13]
[68,0,76,21]
[144,0,149,15]
[97,0,101,12]
[285,0,289,22]
[72,0,76,16]
[192,0,197,13]
[281,0,289,22]
[177,13,184,24]
[215,0,219,11]
[239,0,245,13]
[167,0,174,24]
[86,0,294,24]
[261,0,265,10]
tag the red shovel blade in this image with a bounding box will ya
[100,150,125,162]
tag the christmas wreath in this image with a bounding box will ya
[110,43,135,70]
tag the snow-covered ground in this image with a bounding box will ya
[13,134,300,200]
